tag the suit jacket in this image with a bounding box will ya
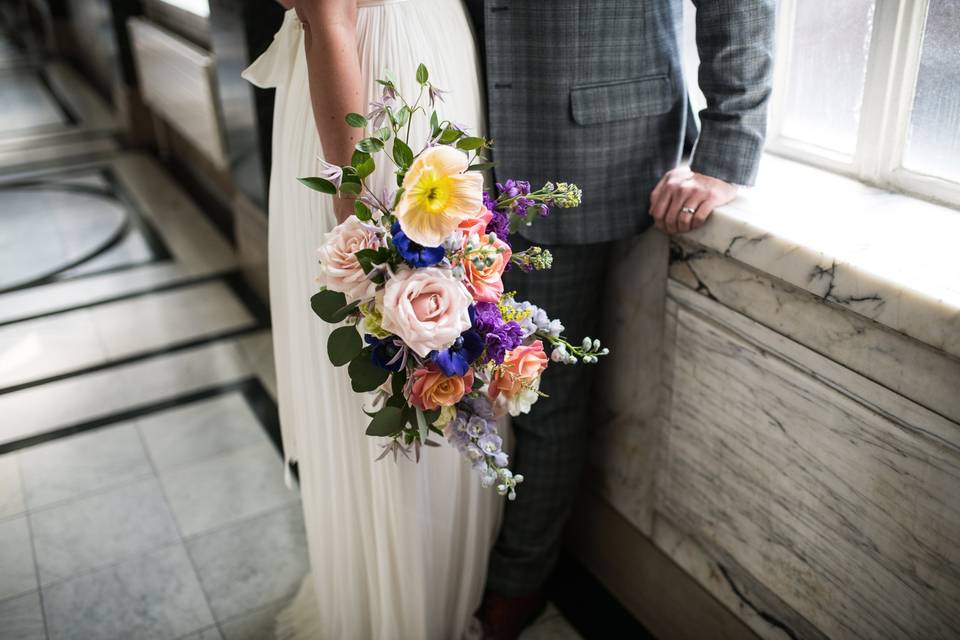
[465,0,775,244]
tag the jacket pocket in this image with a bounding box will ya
[570,74,675,125]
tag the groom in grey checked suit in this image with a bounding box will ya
[466,0,775,635]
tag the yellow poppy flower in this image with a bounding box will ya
[395,146,484,247]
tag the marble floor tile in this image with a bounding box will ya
[19,422,152,509]
[187,504,308,622]
[42,543,215,640]
[92,281,255,360]
[0,453,25,519]
[218,597,290,640]
[180,626,223,640]
[137,393,267,471]
[0,340,252,447]
[0,262,183,325]
[0,515,37,601]
[0,71,65,134]
[0,590,45,640]
[0,309,106,389]
[235,331,277,401]
[161,442,296,537]
[30,477,180,585]
[518,604,583,640]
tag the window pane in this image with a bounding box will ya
[903,0,960,183]
[780,0,875,156]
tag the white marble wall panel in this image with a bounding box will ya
[669,241,960,424]
[658,290,960,639]
[588,230,670,535]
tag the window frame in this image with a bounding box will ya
[764,0,960,208]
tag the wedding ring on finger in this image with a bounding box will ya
[680,207,696,216]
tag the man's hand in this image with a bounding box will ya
[649,167,738,234]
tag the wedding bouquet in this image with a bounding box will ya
[301,64,608,499]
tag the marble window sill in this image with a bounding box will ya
[682,154,960,360]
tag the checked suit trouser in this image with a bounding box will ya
[487,238,616,595]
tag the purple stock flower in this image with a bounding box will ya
[470,303,523,364]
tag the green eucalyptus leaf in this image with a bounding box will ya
[354,201,372,221]
[345,112,367,128]
[298,177,337,195]
[430,111,439,135]
[456,136,486,151]
[327,325,363,366]
[365,406,405,437]
[311,289,347,321]
[356,137,385,154]
[376,127,392,142]
[416,63,429,85]
[395,106,410,128]
[391,371,407,397]
[349,354,391,393]
[438,128,463,144]
[392,139,413,168]
[354,248,381,274]
[352,151,376,179]
[339,181,362,195]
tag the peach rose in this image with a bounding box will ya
[316,217,382,302]
[460,233,511,303]
[408,364,475,411]
[379,267,473,357]
[458,206,493,238]
[489,340,548,402]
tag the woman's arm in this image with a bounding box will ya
[295,0,363,223]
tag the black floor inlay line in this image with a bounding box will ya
[0,271,234,328]
[0,377,280,457]
[0,323,266,397]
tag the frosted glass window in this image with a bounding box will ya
[159,0,209,17]
[780,0,876,156]
[902,0,960,184]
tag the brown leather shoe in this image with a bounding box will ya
[476,590,547,640]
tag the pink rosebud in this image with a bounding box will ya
[316,217,382,302]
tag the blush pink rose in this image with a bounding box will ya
[458,206,493,238]
[489,340,549,401]
[408,364,474,411]
[379,267,473,357]
[316,217,382,302]
[460,234,511,303]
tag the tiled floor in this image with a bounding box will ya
[0,36,582,640]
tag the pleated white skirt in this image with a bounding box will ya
[243,3,501,638]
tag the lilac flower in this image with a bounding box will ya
[316,158,343,190]
[391,223,445,268]
[466,416,489,438]
[478,433,503,456]
[428,84,449,107]
[430,329,483,376]
[366,96,395,129]
[470,303,523,363]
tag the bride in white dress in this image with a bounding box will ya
[243,1,501,638]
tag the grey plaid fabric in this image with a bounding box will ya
[467,0,776,245]
[489,238,616,595]
[466,0,776,595]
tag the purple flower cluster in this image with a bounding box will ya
[447,397,509,480]
[483,192,511,241]
[470,303,523,364]
[497,179,549,218]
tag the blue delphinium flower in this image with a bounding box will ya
[391,222,445,267]
[365,335,404,372]
[431,329,484,376]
